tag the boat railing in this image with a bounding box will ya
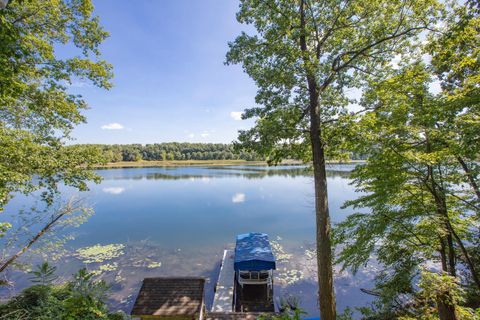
[237,270,273,287]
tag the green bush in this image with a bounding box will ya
[0,266,129,320]
[0,285,64,319]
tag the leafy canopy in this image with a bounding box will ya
[334,1,480,315]
[0,0,112,226]
[226,0,440,163]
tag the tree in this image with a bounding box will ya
[333,2,479,318]
[63,268,111,319]
[426,0,480,207]
[0,0,112,269]
[226,0,439,318]
[0,0,112,208]
[334,58,479,318]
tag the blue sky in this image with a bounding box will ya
[67,1,441,145]
[69,1,256,144]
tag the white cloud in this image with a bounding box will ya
[232,193,246,203]
[102,187,125,195]
[188,133,195,138]
[200,132,210,138]
[101,123,124,130]
[230,111,243,121]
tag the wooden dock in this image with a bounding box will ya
[211,250,235,312]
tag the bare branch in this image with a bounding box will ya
[0,199,86,273]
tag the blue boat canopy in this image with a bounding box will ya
[234,233,276,271]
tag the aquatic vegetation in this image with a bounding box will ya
[146,261,162,269]
[270,239,292,263]
[276,269,305,286]
[91,263,119,276]
[76,244,125,264]
[270,238,305,285]
[114,271,125,283]
[304,249,315,261]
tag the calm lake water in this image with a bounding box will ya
[1,164,375,317]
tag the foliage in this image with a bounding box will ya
[0,284,64,320]
[0,0,112,215]
[334,62,479,318]
[0,268,128,320]
[0,0,112,287]
[427,0,479,98]
[79,143,370,162]
[62,268,111,319]
[88,142,265,162]
[0,222,11,238]
[334,1,480,317]
[226,0,440,164]
[402,270,479,320]
[260,296,306,320]
[28,262,57,285]
[337,307,355,320]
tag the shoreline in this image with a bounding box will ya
[93,159,365,169]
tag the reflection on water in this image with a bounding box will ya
[1,164,373,317]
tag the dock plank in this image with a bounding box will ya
[212,250,235,312]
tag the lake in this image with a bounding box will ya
[1,164,375,317]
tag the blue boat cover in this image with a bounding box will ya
[234,233,276,271]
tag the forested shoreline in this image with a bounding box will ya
[88,143,263,162]
[73,143,368,163]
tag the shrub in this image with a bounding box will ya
[0,266,129,320]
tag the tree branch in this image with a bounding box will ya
[0,199,83,273]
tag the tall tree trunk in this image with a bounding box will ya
[439,238,448,272]
[310,111,336,320]
[437,296,458,320]
[425,133,458,320]
[431,179,458,320]
[446,230,456,277]
[437,242,458,320]
[448,220,480,290]
[432,166,480,288]
[435,181,456,277]
[298,1,336,318]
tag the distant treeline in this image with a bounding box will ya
[78,143,368,162]
[86,143,263,162]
